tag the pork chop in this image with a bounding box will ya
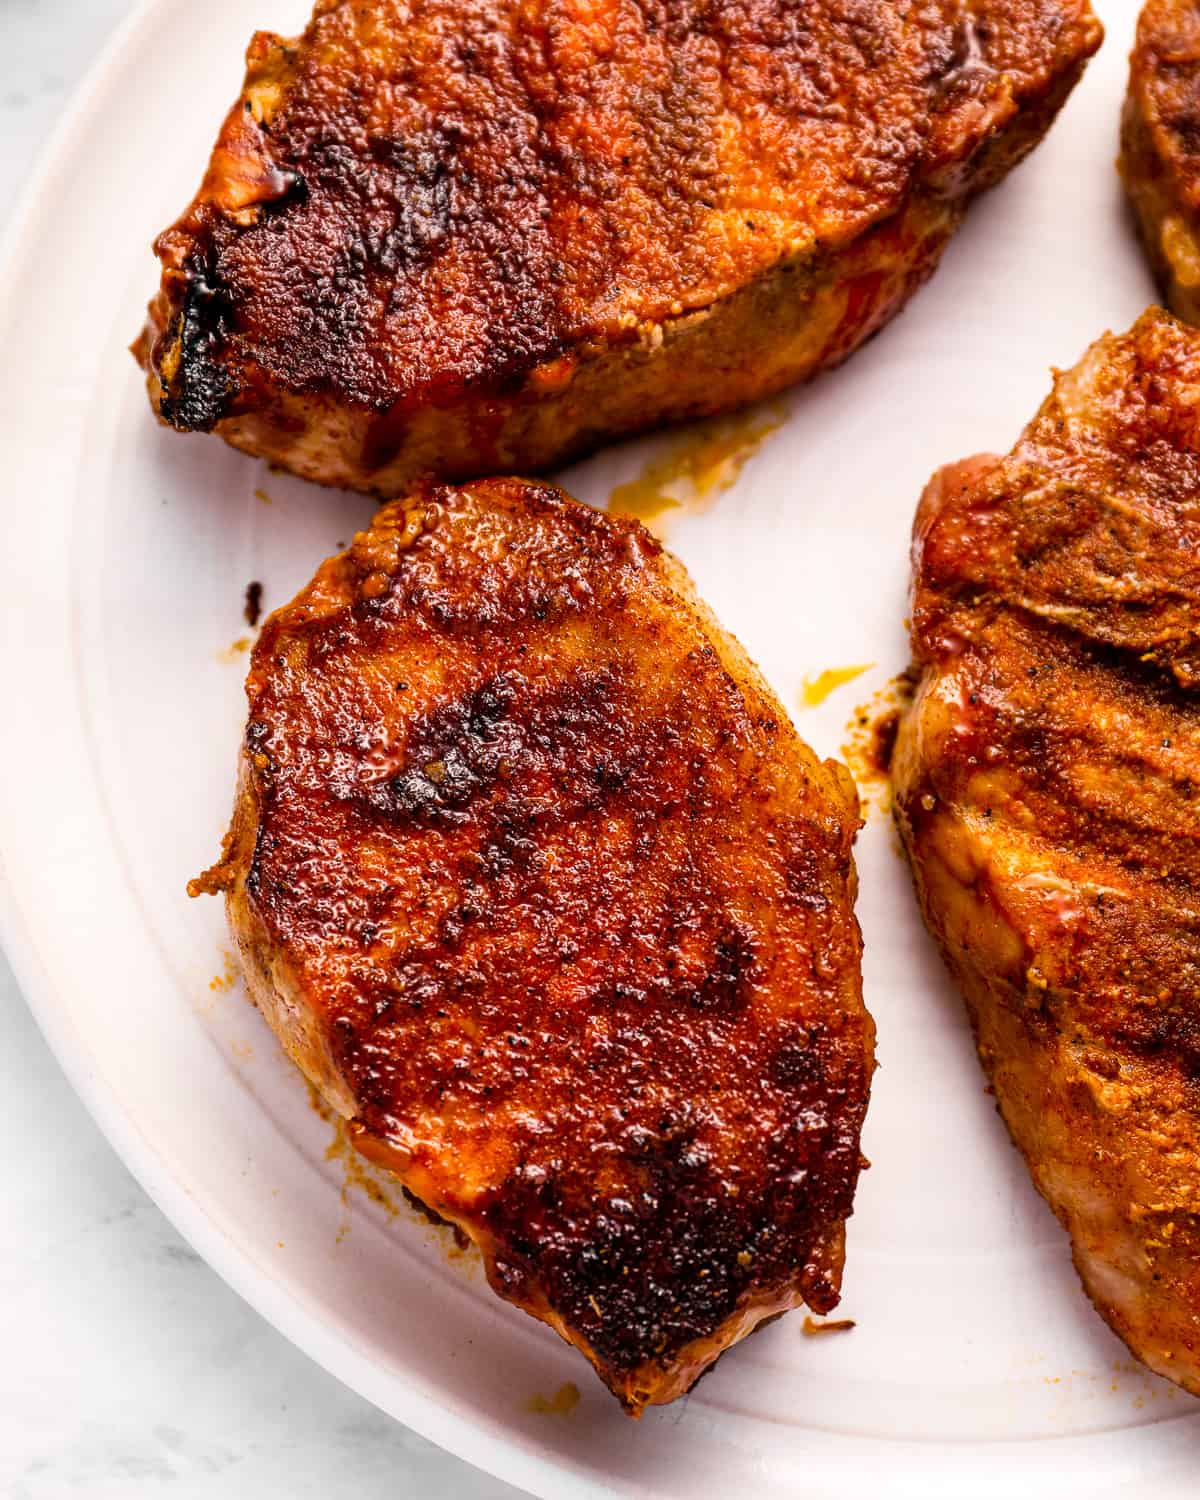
[1122,0,1200,324]
[193,476,875,1410]
[138,0,1100,495]
[893,308,1200,1394]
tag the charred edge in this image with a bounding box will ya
[157,258,236,431]
[399,1185,470,1248]
[242,720,275,906]
[484,1147,763,1378]
[480,1075,858,1379]
[262,168,309,219]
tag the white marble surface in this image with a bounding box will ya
[0,4,526,1496]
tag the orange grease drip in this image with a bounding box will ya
[527,1382,581,1415]
[802,1315,857,1336]
[609,406,783,537]
[799,664,873,709]
[208,950,238,992]
[218,636,252,663]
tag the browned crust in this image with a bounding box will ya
[139,0,1100,494]
[199,476,874,1411]
[1122,0,1200,324]
[894,309,1200,1395]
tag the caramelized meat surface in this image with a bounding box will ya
[1123,0,1200,324]
[198,478,874,1410]
[139,0,1099,494]
[894,309,1200,1394]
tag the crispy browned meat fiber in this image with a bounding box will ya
[894,308,1200,1396]
[138,0,1099,495]
[1122,0,1200,324]
[194,477,875,1411]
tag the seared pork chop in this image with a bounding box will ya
[194,477,875,1410]
[894,309,1200,1394]
[1122,0,1200,324]
[139,0,1100,495]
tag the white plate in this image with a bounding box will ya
[0,0,1195,1494]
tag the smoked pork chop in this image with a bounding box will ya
[894,309,1200,1394]
[1122,0,1200,324]
[194,477,875,1410]
[139,0,1100,495]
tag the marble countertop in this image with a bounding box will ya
[0,5,524,1496]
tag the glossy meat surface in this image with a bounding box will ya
[199,478,874,1409]
[1122,0,1200,324]
[894,309,1200,1394]
[139,0,1099,493]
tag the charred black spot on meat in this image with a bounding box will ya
[245,719,273,757]
[259,167,309,217]
[375,747,483,828]
[347,669,662,834]
[360,132,458,273]
[680,924,758,1013]
[481,1146,761,1376]
[769,1038,818,1089]
[156,259,236,431]
[1164,111,1200,157]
